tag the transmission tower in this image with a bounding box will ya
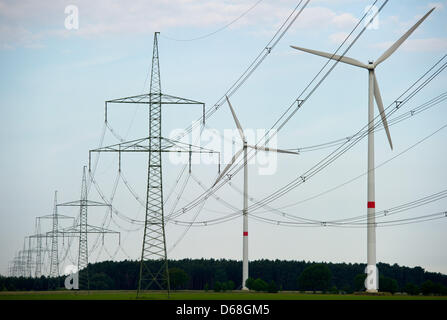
[13,249,26,277]
[35,191,73,285]
[140,31,169,296]
[34,218,43,277]
[49,191,59,277]
[55,166,120,290]
[90,32,219,296]
[25,236,34,277]
[10,253,19,277]
[10,247,30,278]
[78,166,89,280]
[30,219,60,278]
[20,235,43,278]
[29,233,50,278]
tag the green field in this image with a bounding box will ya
[1,290,447,300]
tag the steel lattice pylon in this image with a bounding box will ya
[35,219,43,277]
[78,166,89,286]
[33,192,73,287]
[33,208,73,281]
[49,191,59,278]
[138,32,170,294]
[89,32,219,296]
[56,165,120,290]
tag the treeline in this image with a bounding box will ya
[1,259,447,295]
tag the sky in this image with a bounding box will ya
[0,0,446,278]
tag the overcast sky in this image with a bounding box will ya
[1,0,446,277]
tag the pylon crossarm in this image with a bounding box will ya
[45,230,79,237]
[37,214,74,219]
[159,93,204,105]
[90,137,218,154]
[162,137,219,154]
[107,94,150,104]
[105,93,205,124]
[85,224,120,234]
[91,137,151,153]
[89,136,220,173]
[29,233,52,239]
[51,224,119,235]
[57,200,111,207]
[90,137,217,154]
[107,93,203,105]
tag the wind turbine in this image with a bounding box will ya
[214,96,298,290]
[290,8,435,292]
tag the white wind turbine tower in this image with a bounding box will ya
[214,96,299,290]
[291,8,435,292]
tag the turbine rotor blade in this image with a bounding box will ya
[290,45,368,69]
[225,96,246,142]
[213,148,244,187]
[373,74,393,150]
[375,8,435,66]
[248,145,299,155]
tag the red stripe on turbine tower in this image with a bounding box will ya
[243,232,248,236]
[367,201,375,208]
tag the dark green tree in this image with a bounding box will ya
[432,282,445,295]
[245,277,255,290]
[379,276,398,293]
[2,258,447,292]
[169,267,189,290]
[404,283,419,295]
[441,284,447,295]
[421,280,435,295]
[354,274,366,291]
[253,278,268,292]
[342,284,353,294]
[298,264,332,291]
[214,281,222,292]
[267,280,278,293]
[90,272,114,290]
[329,285,338,294]
[226,280,235,291]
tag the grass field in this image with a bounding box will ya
[1,290,447,300]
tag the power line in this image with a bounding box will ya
[249,210,447,228]
[160,0,266,42]
[166,0,311,142]
[164,0,388,217]
[242,56,447,212]
[163,38,446,221]
[229,121,447,217]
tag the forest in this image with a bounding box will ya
[1,259,447,295]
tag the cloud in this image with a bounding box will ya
[428,2,444,10]
[0,0,277,48]
[0,0,361,49]
[329,32,350,44]
[0,24,46,49]
[372,38,447,53]
[293,6,359,30]
[384,6,439,36]
[332,12,359,28]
